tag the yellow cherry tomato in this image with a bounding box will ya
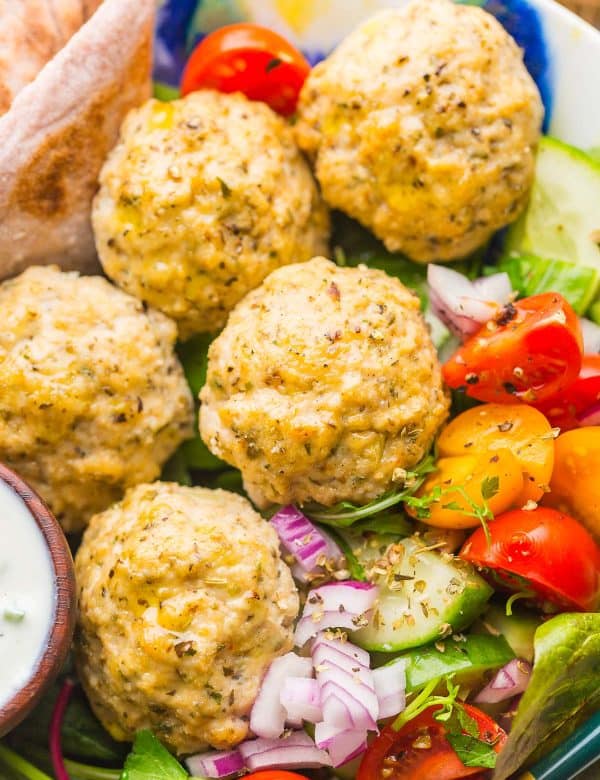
[545,426,600,540]
[407,449,524,529]
[436,403,554,504]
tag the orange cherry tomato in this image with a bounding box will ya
[534,354,600,431]
[357,704,506,780]
[437,403,555,504]
[460,507,600,612]
[407,450,523,529]
[180,23,310,116]
[545,426,600,539]
[443,293,583,404]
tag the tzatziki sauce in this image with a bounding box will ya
[0,479,55,709]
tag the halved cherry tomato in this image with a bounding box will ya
[534,354,600,431]
[357,704,506,780]
[437,404,555,504]
[247,773,309,780]
[460,507,600,612]
[545,426,600,539]
[443,293,583,404]
[407,450,524,529]
[180,23,310,116]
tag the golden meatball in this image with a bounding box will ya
[0,266,193,531]
[200,257,449,508]
[93,90,330,339]
[75,483,299,755]
[295,0,543,262]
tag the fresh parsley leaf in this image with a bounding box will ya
[265,57,282,72]
[481,475,500,501]
[446,733,498,768]
[120,731,187,780]
[442,501,464,511]
[217,177,232,198]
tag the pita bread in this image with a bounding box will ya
[0,0,154,278]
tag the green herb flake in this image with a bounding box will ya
[217,177,232,198]
[481,475,500,501]
[266,58,282,72]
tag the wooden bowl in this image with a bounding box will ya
[0,463,76,737]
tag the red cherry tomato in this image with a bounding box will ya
[247,773,309,780]
[443,293,583,404]
[180,23,310,116]
[357,704,506,780]
[534,354,600,431]
[460,507,600,612]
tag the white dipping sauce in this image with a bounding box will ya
[0,479,55,708]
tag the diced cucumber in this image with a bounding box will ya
[473,604,540,663]
[504,137,600,292]
[496,252,599,315]
[377,634,515,695]
[351,536,493,652]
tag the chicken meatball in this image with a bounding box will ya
[75,483,299,755]
[295,0,543,262]
[93,90,330,339]
[0,266,193,532]
[200,257,449,508]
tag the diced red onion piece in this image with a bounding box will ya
[280,677,323,724]
[294,582,378,646]
[428,265,512,341]
[315,722,368,768]
[186,749,244,778]
[577,402,600,426]
[316,662,379,714]
[320,682,378,731]
[250,653,313,738]
[580,317,600,354]
[303,582,378,616]
[271,505,343,572]
[475,658,532,704]
[373,660,407,718]
[311,634,370,667]
[239,732,332,770]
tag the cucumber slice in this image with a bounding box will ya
[351,536,493,652]
[474,604,540,663]
[378,634,515,694]
[504,137,600,283]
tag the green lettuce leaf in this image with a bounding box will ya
[120,732,187,780]
[492,613,600,779]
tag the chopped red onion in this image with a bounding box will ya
[315,723,368,768]
[271,505,343,572]
[475,658,532,704]
[320,684,378,731]
[312,634,370,668]
[186,749,244,778]
[580,317,600,354]
[316,662,379,712]
[294,582,378,646]
[280,677,323,724]
[577,402,600,426]
[428,265,512,341]
[239,732,332,771]
[373,660,407,718]
[250,653,313,738]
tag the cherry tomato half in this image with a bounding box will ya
[180,23,310,116]
[357,704,506,780]
[460,507,600,612]
[534,354,600,431]
[247,773,309,780]
[443,293,583,404]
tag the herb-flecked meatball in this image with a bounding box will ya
[93,90,330,339]
[0,266,193,532]
[75,483,299,755]
[200,257,449,509]
[295,0,543,262]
